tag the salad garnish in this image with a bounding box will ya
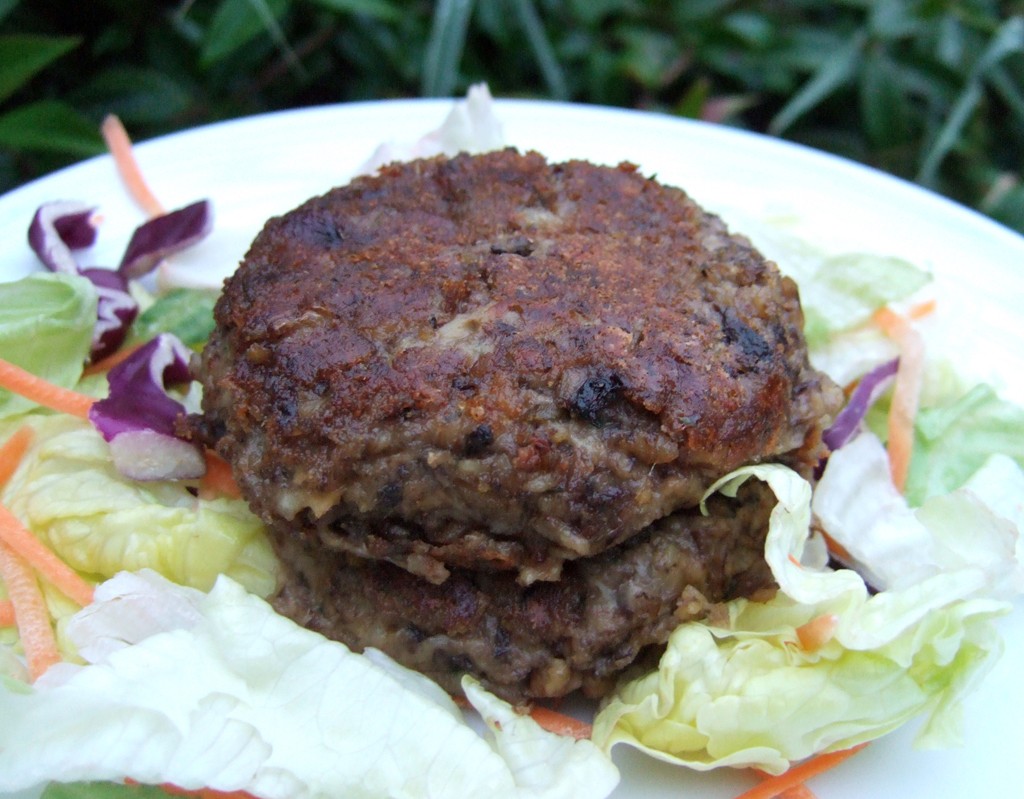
[1,92,1022,799]
[27,197,213,364]
[87,333,205,482]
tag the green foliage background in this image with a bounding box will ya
[1,0,1022,233]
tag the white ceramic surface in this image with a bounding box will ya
[0,98,1020,798]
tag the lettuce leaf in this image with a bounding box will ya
[906,383,1024,506]
[0,415,276,598]
[592,464,1013,774]
[0,571,619,799]
[812,432,1024,596]
[0,273,97,419]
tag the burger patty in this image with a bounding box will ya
[196,149,841,585]
[271,482,777,705]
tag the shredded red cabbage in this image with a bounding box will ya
[27,199,212,363]
[118,200,213,280]
[88,333,206,481]
[822,357,900,451]
[28,201,139,361]
[27,201,98,274]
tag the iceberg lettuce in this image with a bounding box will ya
[592,463,1015,774]
[0,571,619,799]
[0,274,97,419]
[0,415,276,598]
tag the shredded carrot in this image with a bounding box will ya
[906,298,937,320]
[0,426,34,487]
[0,598,14,627]
[795,614,838,652]
[733,744,869,799]
[199,450,241,500]
[528,705,594,740]
[752,771,818,799]
[819,530,852,563]
[82,342,143,376]
[871,307,925,492]
[0,540,60,680]
[772,784,817,799]
[0,357,95,419]
[157,784,258,799]
[124,780,257,799]
[0,502,94,607]
[101,114,165,218]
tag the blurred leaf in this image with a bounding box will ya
[568,0,636,27]
[985,182,1024,234]
[422,0,475,96]
[973,16,1024,75]
[859,47,911,147]
[509,0,569,100]
[770,30,868,135]
[671,0,735,25]
[305,0,401,21]
[0,34,80,103]
[934,12,966,67]
[676,78,710,119]
[0,0,20,25]
[919,17,1024,184]
[722,11,775,48]
[619,26,680,89]
[71,67,192,125]
[200,0,291,67]
[867,0,924,40]
[0,100,103,155]
[989,64,1024,126]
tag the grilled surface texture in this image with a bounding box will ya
[197,149,841,586]
[195,149,842,702]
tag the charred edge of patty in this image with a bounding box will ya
[270,481,777,705]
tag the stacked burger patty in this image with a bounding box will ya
[194,149,842,704]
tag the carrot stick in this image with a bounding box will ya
[101,114,165,218]
[0,426,34,487]
[773,784,817,799]
[871,307,925,493]
[528,705,594,740]
[734,744,869,799]
[0,357,95,419]
[157,784,258,799]
[0,502,94,607]
[0,540,61,680]
[199,450,241,500]
[906,298,937,320]
[795,614,838,652]
[82,342,143,376]
[0,598,14,627]
[752,771,818,799]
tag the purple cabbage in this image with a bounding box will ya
[27,199,213,363]
[822,357,900,452]
[27,201,98,274]
[88,334,206,481]
[118,200,213,280]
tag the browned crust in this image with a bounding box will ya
[196,149,841,582]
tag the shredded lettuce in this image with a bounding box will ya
[0,273,97,419]
[813,432,1024,596]
[0,415,276,598]
[592,463,1016,774]
[0,571,620,799]
[127,287,219,349]
[906,383,1024,506]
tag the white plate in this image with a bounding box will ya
[0,99,1021,798]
